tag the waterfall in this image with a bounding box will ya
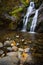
[21,2,35,32]
[30,10,39,32]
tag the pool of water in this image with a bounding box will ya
[0,30,43,64]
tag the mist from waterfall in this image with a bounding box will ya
[30,10,39,32]
[21,2,35,32]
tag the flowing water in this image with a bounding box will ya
[21,2,35,32]
[21,1,39,33]
[30,9,39,32]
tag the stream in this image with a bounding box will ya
[0,30,43,63]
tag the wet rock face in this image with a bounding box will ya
[32,0,43,9]
[35,3,43,32]
[27,17,33,31]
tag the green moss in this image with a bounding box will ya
[9,7,23,15]
[12,14,18,18]
[21,0,30,6]
[27,17,33,31]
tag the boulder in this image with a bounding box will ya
[0,55,20,65]
[7,52,18,57]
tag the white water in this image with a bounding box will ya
[30,10,39,32]
[21,2,35,32]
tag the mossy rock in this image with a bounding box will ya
[26,17,33,31]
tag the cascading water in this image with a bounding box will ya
[21,2,35,32]
[30,10,39,32]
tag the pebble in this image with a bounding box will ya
[0,50,4,55]
[4,40,10,46]
[7,47,12,52]
[18,48,24,52]
[24,42,27,44]
[12,46,18,51]
[16,43,19,46]
[16,35,19,38]
[0,42,3,47]
[21,39,25,42]
[24,48,30,53]
[18,48,24,59]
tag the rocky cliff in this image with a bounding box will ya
[0,0,43,31]
[35,3,43,32]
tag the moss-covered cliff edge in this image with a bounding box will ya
[0,0,43,31]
